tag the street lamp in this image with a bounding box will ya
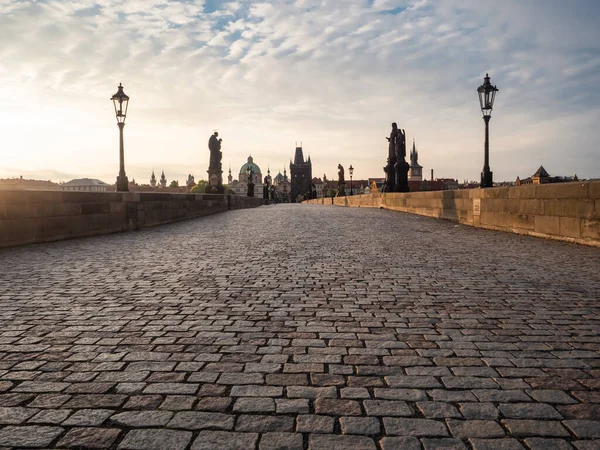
[111,83,130,192]
[246,166,254,197]
[477,73,499,188]
[349,165,354,196]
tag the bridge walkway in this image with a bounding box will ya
[0,204,598,449]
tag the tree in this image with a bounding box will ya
[169,180,179,188]
[190,180,208,193]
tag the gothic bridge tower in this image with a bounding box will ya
[290,143,312,202]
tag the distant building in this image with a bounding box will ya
[61,178,110,192]
[159,171,167,188]
[228,156,264,197]
[313,177,324,198]
[273,168,291,202]
[0,176,61,191]
[417,169,458,191]
[290,145,312,202]
[408,139,423,182]
[516,166,578,185]
[150,171,157,188]
[186,174,195,189]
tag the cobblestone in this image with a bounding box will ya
[0,204,599,446]
[168,411,235,430]
[421,438,468,449]
[563,420,600,438]
[191,431,258,450]
[379,436,421,450]
[469,438,525,450]
[501,419,570,437]
[56,427,121,448]
[309,434,376,450]
[259,432,303,450]
[235,414,294,432]
[384,418,449,436]
[119,429,192,450]
[296,415,334,433]
[446,419,505,438]
[523,438,575,450]
[339,416,380,435]
[0,425,63,447]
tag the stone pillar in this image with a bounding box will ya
[206,166,224,194]
[394,158,410,193]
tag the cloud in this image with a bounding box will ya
[0,0,599,185]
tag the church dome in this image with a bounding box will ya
[239,155,261,176]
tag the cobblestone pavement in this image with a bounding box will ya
[1,204,599,450]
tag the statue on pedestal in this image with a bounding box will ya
[206,131,224,194]
[394,126,410,192]
[383,123,399,192]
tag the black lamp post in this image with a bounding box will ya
[111,83,130,192]
[349,165,354,196]
[246,166,254,197]
[477,73,499,188]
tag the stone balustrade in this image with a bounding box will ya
[0,191,264,248]
[305,181,600,247]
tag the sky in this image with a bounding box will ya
[1,0,599,185]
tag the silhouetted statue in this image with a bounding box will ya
[397,128,406,159]
[208,132,222,169]
[206,131,224,194]
[393,125,409,193]
[384,123,399,192]
[337,164,346,196]
[387,122,399,160]
[263,175,270,199]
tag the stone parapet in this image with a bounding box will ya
[305,181,600,247]
[0,191,264,248]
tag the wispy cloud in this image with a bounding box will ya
[0,0,599,184]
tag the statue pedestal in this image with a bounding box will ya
[394,159,410,193]
[384,157,396,192]
[206,169,224,194]
[337,182,346,196]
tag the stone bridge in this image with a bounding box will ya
[0,204,599,450]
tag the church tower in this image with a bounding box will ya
[228,165,233,185]
[290,143,312,202]
[266,167,272,185]
[150,170,156,188]
[408,139,423,182]
[160,171,167,188]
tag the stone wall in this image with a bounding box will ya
[305,181,600,247]
[0,191,264,249]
